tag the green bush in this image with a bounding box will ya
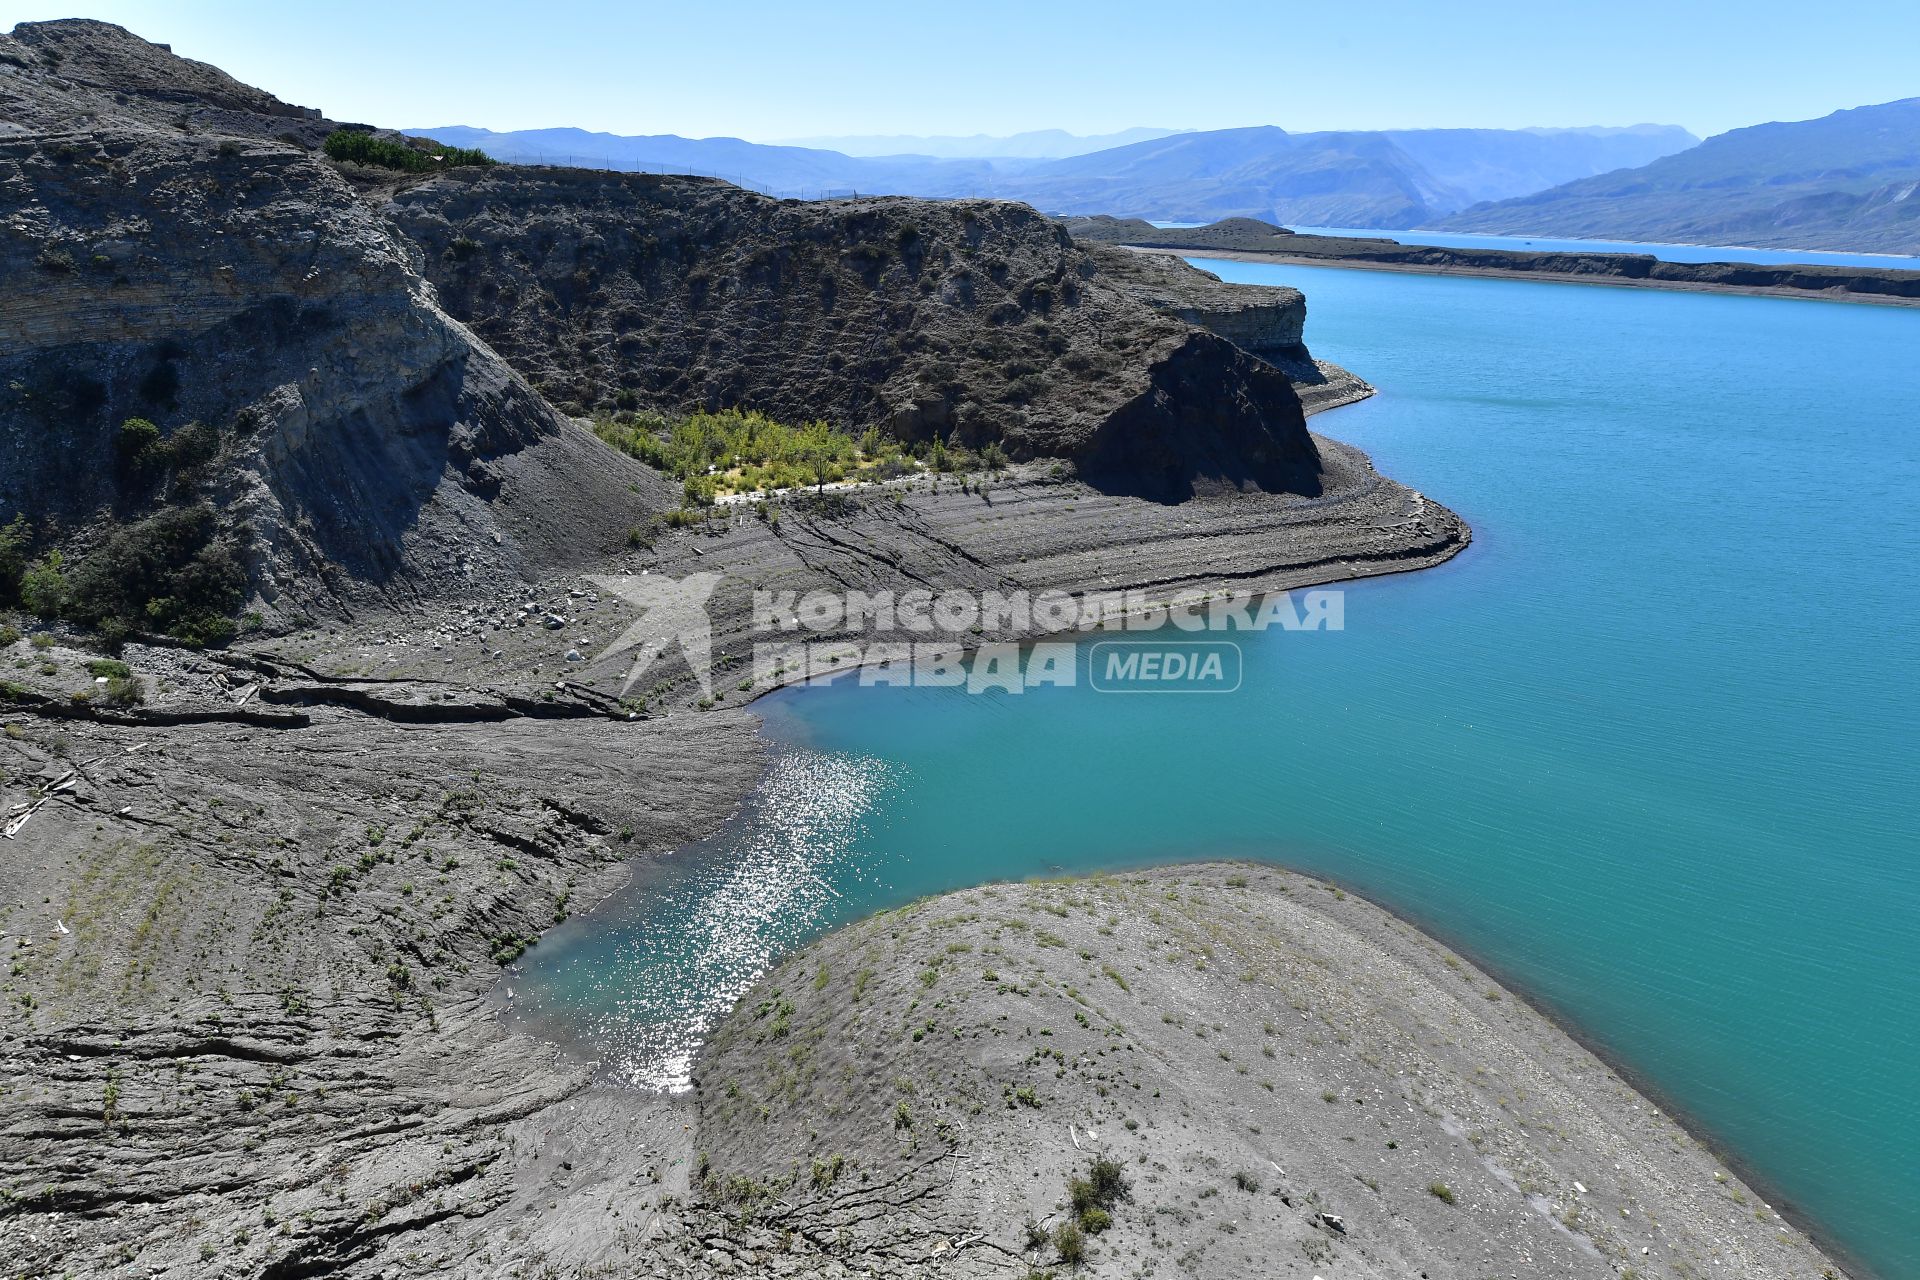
[0,515,29,605]
[116,417,161,465]
[62,504,245,645]
[593,408,903,497]
[19,551,67,619]
[1086,1157,1128,1207]
[323,130,494,173]
[115,418,217,479]
[1051,1221,1084,1267]
[102,674,145,706]
[161,421,219,472]
[1060,1156,1128,1250]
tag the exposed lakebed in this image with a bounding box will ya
[510,257,1920,1277]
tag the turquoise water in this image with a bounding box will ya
[512,259,1920,1276]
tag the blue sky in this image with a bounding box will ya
[13,1,1917,141]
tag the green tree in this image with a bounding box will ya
[323,129,493,172]
[0,515,30,605]
[115,417,162,473]
[19,550,67,619]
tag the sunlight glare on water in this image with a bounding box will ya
[508,749,896,1091]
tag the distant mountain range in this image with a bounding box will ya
[412,125,980,196]
[770,127,1187,159]
[1442,99,1920,254]
[413,104,1920,253]
[411,122,1697,227]
[934,125,1700,228]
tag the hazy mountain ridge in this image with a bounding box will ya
[1443,98,1920,253]
[410,121,1698,224]
[771,125,1187,158]
[1381,124,1699,206]
[412,124,991,194]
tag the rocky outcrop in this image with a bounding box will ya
[0,19,333,144]
[0,43,672,627]
[1093,243,1373,413]
[1100,242,1305,353]
[388,168,1336,498]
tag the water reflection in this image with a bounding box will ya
[508,748,894,1090]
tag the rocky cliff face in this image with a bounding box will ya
[389,168,1327,498]
[0,18,333,144]
[1072,221,1373,412]
[0,25,671,627]
[1099,243,1306,355]
[1,15,1370,632]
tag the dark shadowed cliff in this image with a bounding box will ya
[0,126,663,630]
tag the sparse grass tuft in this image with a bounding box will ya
[1052,1220,1085,1267]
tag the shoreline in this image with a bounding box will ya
[689,859,1854,1278]
[1137,245,1920,307]
[1360,225,1920,264]
[514,720,1875,1279]
[490,408,1861,1273]
[488,360,1863,1270]
[1314,858,1880,1280]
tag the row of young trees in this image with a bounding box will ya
[594,408,1008,506]
[322,130,494,173]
